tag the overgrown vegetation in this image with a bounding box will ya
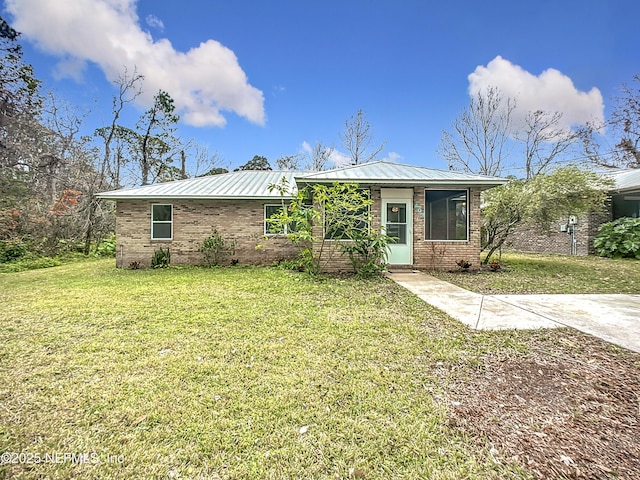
[481,167,612,264]
[594,217,640,259]
[268,179,391,276]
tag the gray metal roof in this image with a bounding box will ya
[297,161,506,188]
[608,169,640,193]
[97,161,507,200]
[97,170,299,200]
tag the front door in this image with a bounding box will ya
[382,190,413,265]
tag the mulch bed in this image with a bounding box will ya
[441,330,640,479]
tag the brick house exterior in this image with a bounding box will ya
[98,162,504,271]
[507,169,640,256]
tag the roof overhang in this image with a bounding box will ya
[294,177,506,190]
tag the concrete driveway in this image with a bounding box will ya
[387,271,640,353]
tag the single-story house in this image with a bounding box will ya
[508,168,640,256]
[97,161,505,271]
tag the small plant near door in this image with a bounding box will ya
[340,229,392,277]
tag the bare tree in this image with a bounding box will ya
[439,86,515,176]
[581,74,640,169]
[339,109,385,165]
[275,154,304,170]
[95,68,143,188]
[519,110,583,179]
[187,143,226,177]
[305,142,332,171]
[610,74,640,168]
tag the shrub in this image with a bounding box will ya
[593,217,640,259]
[151,247,171,268]
[456,259,472,271]
[0,240,29,263]
[96,236,116,257]
[340,229,391,277]
[0,256,61,273]
[199,230,236,266]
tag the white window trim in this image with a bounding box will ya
[264,204,288,236]
[424,188,469,242]
[151,204,173,241]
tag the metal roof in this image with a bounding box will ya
[608,169,640,193]
[97,161,507,200]
[97,170,299,200]
[297,161,506,188]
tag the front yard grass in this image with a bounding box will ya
[431,251,640,294]
[1,260,530,479]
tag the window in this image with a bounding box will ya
[324,189,370,240]
[151,204,172,240]
[425,190,468,240]
[264,204,291,235]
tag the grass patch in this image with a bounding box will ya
[0,260,532,479]
[431,251,640,294]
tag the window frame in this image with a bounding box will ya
[151,204,173,241]
[424,189,469,242]
[264,203,289,236]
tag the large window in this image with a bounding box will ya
[151,204,172,240]
[425,190,468,240]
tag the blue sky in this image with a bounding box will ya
[4,0,639,174]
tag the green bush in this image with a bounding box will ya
[339,229,391,277]
[199,230,236,266]
[593,217,640,259]
[96,236,116,257]
[0,256,61,273]
[0,240,29,263]
[151,247,171,268]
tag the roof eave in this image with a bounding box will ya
[294,178,506,187]
[96,194,295,201]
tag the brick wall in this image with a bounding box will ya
[310,185,484,272]
[507,203,612,256]
[115,200,299,268]
[115,186,485,271]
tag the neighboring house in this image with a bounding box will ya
[507,169,640,256]
[97,161,505,271]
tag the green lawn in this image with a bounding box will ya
[431,251,640,294]
[0,260,532,479]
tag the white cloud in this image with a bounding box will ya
[381,152,402,163]
[145,14,164,31]
[328,149,352,167]
[6,0,265,127]
[301,141,312,154]
[468,56,604,132]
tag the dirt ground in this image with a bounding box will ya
[441,330,640,479]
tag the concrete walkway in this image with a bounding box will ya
[387,271,640,353]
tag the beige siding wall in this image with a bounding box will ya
[115,200,298,268]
